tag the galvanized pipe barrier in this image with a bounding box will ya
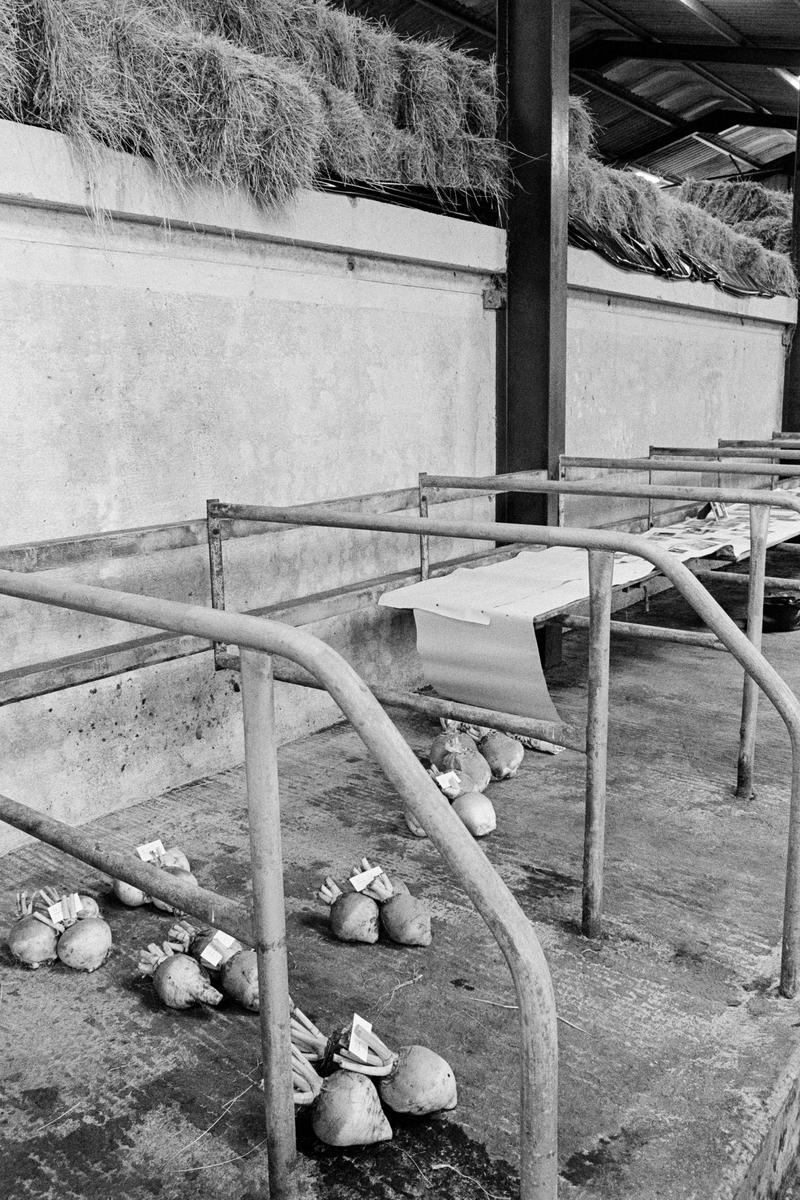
[651,445,800,461]
[584,552,613,937]
[737,509,770,801]
[212,500,800,998]
[0,568,559,1200]
[559,455,800,479]
[558,614,725,650]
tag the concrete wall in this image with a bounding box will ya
[0,121,795,851]
[0,121,500,851]
[563,250,795,528]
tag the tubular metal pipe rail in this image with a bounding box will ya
[0,569,558,1200]
[559,456,800,478]
[210,500,800,1005]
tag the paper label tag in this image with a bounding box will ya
[433,771,460,793]
[348,1013,372,1063]
[349,865,383,893]
[47,893,82,924]
[200,930,237,968]
[710,501,728,521]
[136,839,166,863]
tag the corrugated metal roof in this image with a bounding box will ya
[337,0,799,181]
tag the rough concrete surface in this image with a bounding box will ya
[4,560,800,1199]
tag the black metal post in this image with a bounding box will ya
[496,0,570,665]
[782,91,800,432]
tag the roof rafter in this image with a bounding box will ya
[573,40,800,71]
[573,69,767,169]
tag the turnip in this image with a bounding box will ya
[112,878,149,907]
[480,730,524,779]
[6,892,58,969]
[379,1045,458,1115]
[159,847,191,872]
[429,731,491,792]
[452,791,496,837]
[317,877,379,944]
[76,896,101,920]
[220,949,260,1011]
[353,859,431,948]
[167,920,243,973]
[57,917,113,972]
[404,806,428,838]
[151,866,199,914]
[138,942,222,1009]
[429,729,479,768]
[312,1071,393,1147]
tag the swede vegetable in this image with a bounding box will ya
[379,1044,458,1115]
[167,920,243,972]
[480,730,524,779]
[404,806,428,838]
[6,892,58,969]
[354,859,431,948]
[159,847,191,872]
[112,878,149,907]
[452,791,496,837]
[429,729,479,768]
[290,1003,395,1077]
[138,942,222,1009]
[220,949,259,1011]
[312,1071,392,1147]
[76,896,101,920]
[317,877,379,944]
[57,917,112,972]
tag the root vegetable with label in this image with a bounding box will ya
[6,892,59,968]
[480,730,524,779]
[379,1044,458,1115]
[112,878,150,907]
[112,843,191,908]
[452,790,497,837]
[167,920,243,972]
[41,891,113,972]
[429,731,492,792]
[317,877,379,944]
[220,949,260,1011]
[138,941,223,1009]
[312,1071,393,1147]
[353,859,430,948]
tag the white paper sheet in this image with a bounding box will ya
[380,486,800,722]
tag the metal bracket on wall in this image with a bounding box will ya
[482,275,507,310]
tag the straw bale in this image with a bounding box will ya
[113,7,323,205]
[316,79,378,181]
[0,0,23,117]
[735,215,792,256]
[568,94,595,156]
[679,178,791,225]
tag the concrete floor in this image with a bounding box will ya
[4,556,800,1199]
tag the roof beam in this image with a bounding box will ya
[573,40,800,71]
[573,70,767,168]
[614,113,794,165]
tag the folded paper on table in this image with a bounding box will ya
[380,491,800,722]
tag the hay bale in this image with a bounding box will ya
[679,178,791,225]
[316,79,378,181]
[568,94,595,156]
[735,215,792,255]
[395,38,461,145]
[113,7,324,205]
[0,0,24,118]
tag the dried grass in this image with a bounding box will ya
[678,178,792,225]
[0,0,24,117]
[569,148,796,296]
[568,94,594,156]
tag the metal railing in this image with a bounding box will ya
[0,568,557,1200]
[207,498,800,1010]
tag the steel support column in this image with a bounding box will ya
[496,0,569,520]
[783,90,800,433]
[496,0,569,665]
